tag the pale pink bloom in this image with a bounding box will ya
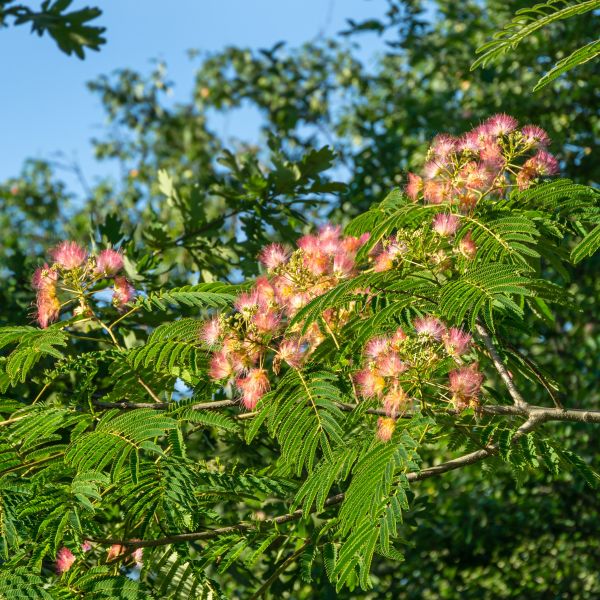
[36,288,60,328]
[484,113,518,136]
[130,542,143,567]
[376,417,396,442]
[521,125,550,148]
[332,251,355,277]
[81,540,92,552]
[95,249,123,276]
[458,231,477,259]
[31,264,58,290]
[303,251,329,276]
[431,134,457,159]
[56,547,76,574]
[405,172,423,201]
[318,224,342,249]
[423,161,442,180]
[376,353,408,377]
[236,368,270,410]
[414,316,446,340]
[383,387,409,418]
[107,544,125,562]
[209,350,233,380]
[479,138,504,167]
[423,180,446,204]
[527,150,559,176]
[254,276,276,304]
[296,234,320,254]
[390,327,407,350]
[277,338,305,368]
[252,310,281,334]
[112,276,135,308]
[365,336,389,358]
[50,241,87,270]
[235,291,259,313]
[449,363,484,400]
[457,131,481,153]
[432,213,460,236]
[373,250,395,272]
[200,318,221,346]
[259,243,289,270]
[443,327,472,357]
[341,232,370,253]
[355,369,386,397]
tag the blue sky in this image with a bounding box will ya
[0,0,388,188]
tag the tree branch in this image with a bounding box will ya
[476,323,528,409]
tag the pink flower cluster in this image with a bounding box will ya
[355,316,482,442]
[32,242,133,328]
[203,225,370,409]
[405,114,557,209]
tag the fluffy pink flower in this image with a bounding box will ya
[259,243,289,270]
[36,288,60,328]
[431,134,457,159]
[341,232,370,253]
[31,264,58,290]
[414,316,446,340]
[423,180,446,204]
[201,318,221,346]
[390,327,407,350]
[276,338,305,368]
[449,363,484,402]
[383,387,409,418]
[236,368,270,410]
[405,172,423,201]
[235,291,260,313]
[459,231,477,259]
[521,125,550,148]
[443,327,472,357]
[50,241,87,270]
[107,544,125,562]
[94,249,123,276]
[55,547,76,574]
[252,310,281,334]
[376,353,408,377]
[485,113,518,136]
[365,336,389,358]
[373,249,395,272]
[423,161,442,180]
[112,276,135,308]
[355,369,386,397]
[432,213,460,236]
[377,417,396,442]
[209,350,233,380]
[332,251,355,277]
[527,150,559,176]
[458,131,481,153]
[81,540,92,552]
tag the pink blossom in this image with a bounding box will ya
[50,241,87,270]
[365,336,389,358]
[341,232,370,253]
[276,338,305,368]
[32,264,58,290]
[81,540,92,552]
[423,180,446,204]
[484,113,518,136]
[112,276,135,308]
[449,363,484,400]
[521,125,550,148]
[209,350,233,380]
[332,251,355,277]
[457,131,481,153]
[36,288,60,328]
[423,161,442,180]
[373,249,395,272]
[355,369,386,397]
[55,547,76,574]
[431,134,457,159]
[405,172,423,201]
[479,138,504,167]
[443,327,472,357]
[383,387,409,418]
[376,417,396,442]
[527,150,559,176]
[458,231,477,259]
[200,318,221,346]
[236,368,270,410]
[432,213,460,236]
[95,249,123,276]
[107,544,125,562]
[259,243,289,270]
[376,353,408,377]
[252,310,281,334]
[390,327,407,350]
[414,316,446,340]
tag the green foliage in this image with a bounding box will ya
[473,0,600,90]
[0,0,106,58]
